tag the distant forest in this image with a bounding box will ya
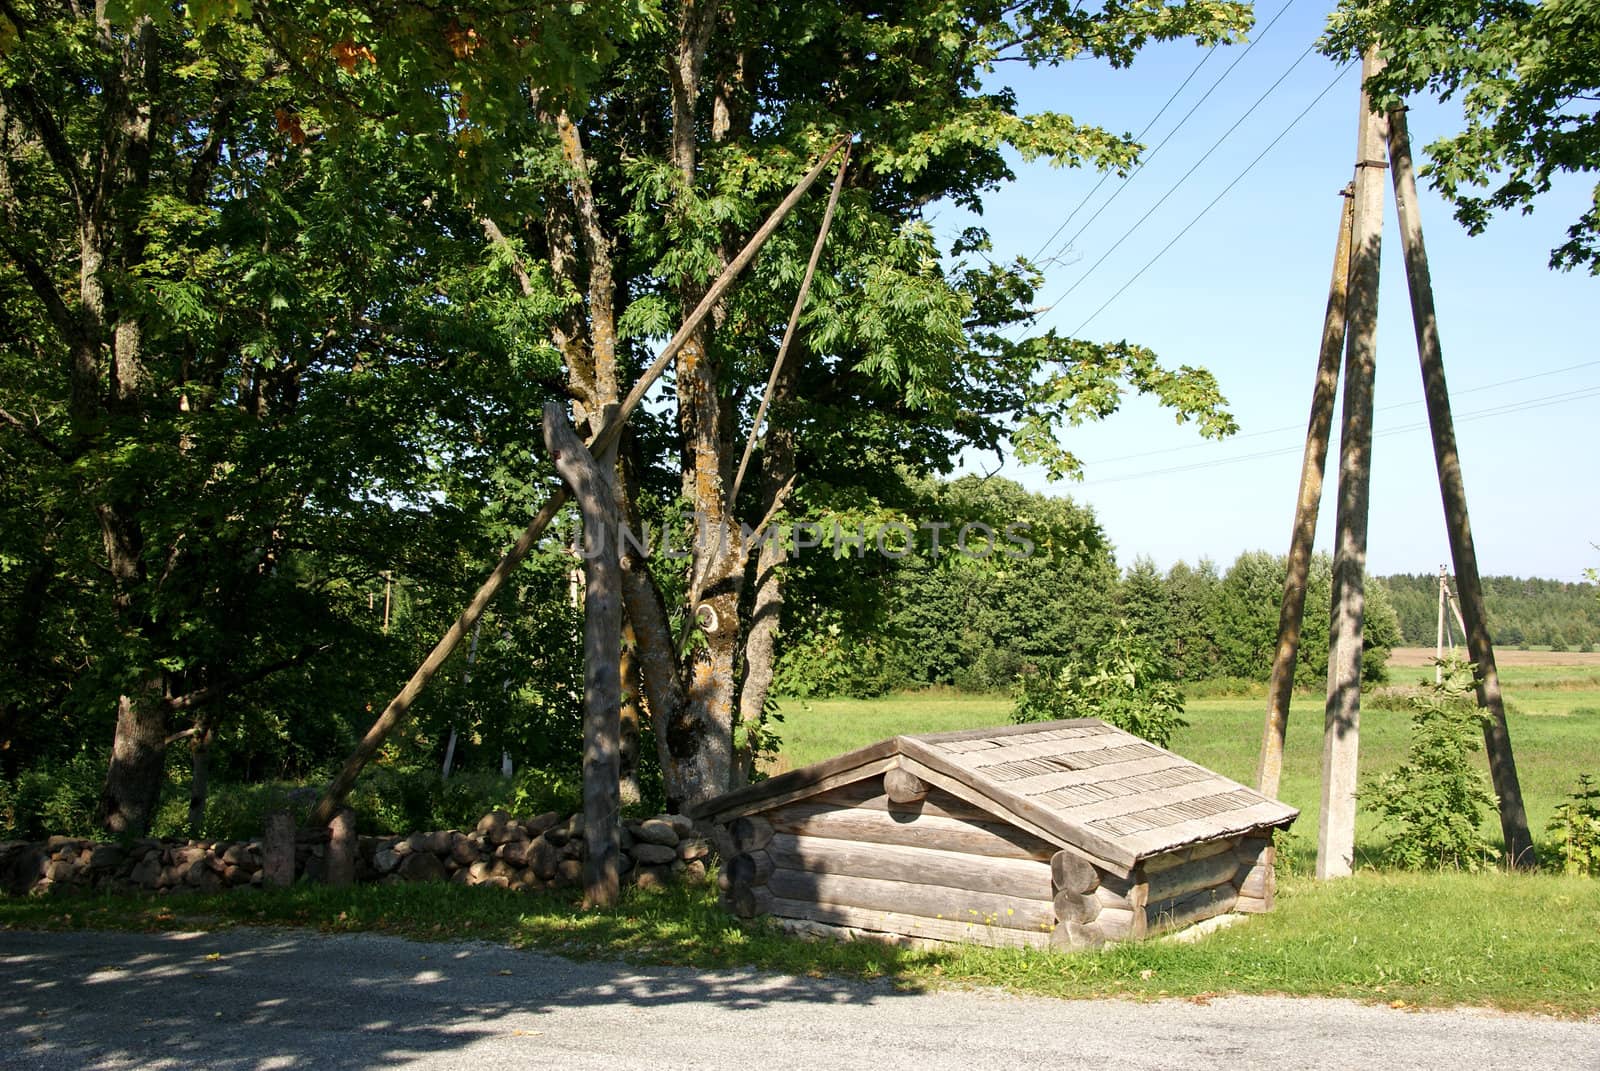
[1379,574,1600,650]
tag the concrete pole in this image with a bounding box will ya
[1318,46,1387,880]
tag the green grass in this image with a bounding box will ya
[773,663,1600,871]
[4,871,1597,1016]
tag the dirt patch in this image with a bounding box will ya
[1388,646,1600,668]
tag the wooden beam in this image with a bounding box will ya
[766,802,1056,861]
[768,833,1052,900]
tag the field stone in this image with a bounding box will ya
[632,843,677,866]
[88,845,126,871]
[635,819,679,848]
[524,812,563,838]
[666,814,695,838]
[633,865,672,891]
[398,851,448,883]
[676,837,709,861]
[129,852,162,889]
[450,835,478,867]
[528,838,559,881]
[476,811,512,844]
[678,859,708,884]
[553,859,582,888]
[497,840,531,866]
[373,846,402,874]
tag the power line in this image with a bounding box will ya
[1026,45,1221,266]
[1043,40,1324,320]
[1079,384,1600,485]
[1067,58,1355,336]
[1028,0,1302,275]
[1083,359,1600,465]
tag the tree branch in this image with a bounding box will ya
[0,406,67,460]
[162,645,328,713]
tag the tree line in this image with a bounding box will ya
[774,475,1403,697]
[1381,574,1599,651]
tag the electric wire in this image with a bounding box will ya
[1067,58,1356,336]
[1078,384,1600,485]
[1082,359,1600,466]
[1029,0,1302,274]
[1026,45,1221,266]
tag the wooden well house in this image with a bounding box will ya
[694,720,1299,950]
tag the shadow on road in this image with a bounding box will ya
[0,927,902,1068]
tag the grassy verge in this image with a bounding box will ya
[3,870,1596,1016]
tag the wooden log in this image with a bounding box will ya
[767,896,1051,949]
[726,849,774,889]
[1235,894,1269,914]
[1096,906,1136,940]
[1063,920,1106,950]
[1142,848,1189,874]
[883,767,928,804]
[1051,850,1099,895]
[1128,874,1150,938]
[1236,835,1272,862]
[1052,889,1101,925]
[1145,850,1243,905]
[732,884,773,918]
[1237,865,1271,900]
[767,802,1055,861]
[768,867,1055,932]
[768,834,1050,901]
[263,811,294,889]
[1190,838,1237,861]
[1147,884,1239,935]
[730,814,775,854]
[325,808,356,887]
[1094,884,1132,911]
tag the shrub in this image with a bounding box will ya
[1547,775,1600,876]
[1012,625,1188,748]
[0,752,106,839]
[1368,666,1499,871]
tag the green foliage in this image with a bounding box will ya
[1380,574,1600,650]
[1325,0,1600,273]
[1369,665,1499,871]
[0,753,106,839]
[1012,624,1188,748]
[1546,775,1600,876]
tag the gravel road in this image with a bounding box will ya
[3,929,1595,1070]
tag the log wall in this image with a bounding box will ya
[717,774,1281,952]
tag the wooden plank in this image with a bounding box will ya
[768,897,1052,950]
[690,740,900,821]
[1146,851,1243,905]
[768,834,1052,901]
[768,867,1056,932]
[815,782,1002,824]
[896,743,1134,872]
[910,720,1107,746]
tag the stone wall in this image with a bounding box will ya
[0,810,711,898]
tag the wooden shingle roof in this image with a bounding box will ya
[693,719,1298,874]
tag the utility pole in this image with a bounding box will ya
[1388,104,1537,865]
[1435,565,1448,682]
[1318,45,1387,881]
[1257,184,1356,800]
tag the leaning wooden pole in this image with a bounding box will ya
[546,402,623,907]
[1385,107,1537,867]
[1256,184,1356,800]
[1318,47,1387,880]
[306,135,853,828]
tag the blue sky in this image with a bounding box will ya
[944,0,1599,581]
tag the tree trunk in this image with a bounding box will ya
[101,689,167,836]
[619,616,644,806]
[187,722,215,838]
[545,402,622,908]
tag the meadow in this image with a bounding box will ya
[771,651,1600,870]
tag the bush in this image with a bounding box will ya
[1547,775,1600,876]
[1368,666,1499,871]
[1012,625,1188,748]
[0,752,105,839]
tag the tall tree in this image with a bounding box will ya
[1325,0,1600,273]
